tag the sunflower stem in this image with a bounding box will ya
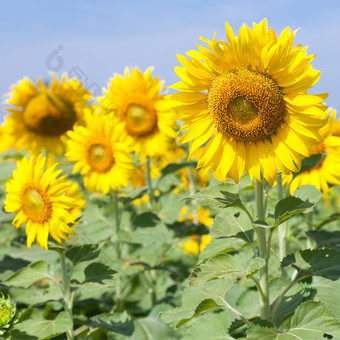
[112,191,121,260]
[255,179,270,321]
[146,156,155,210]
[277,173,287,261]
[58,249,74,340]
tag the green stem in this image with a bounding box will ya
[255,179,270,321]
[277,173,287,261]
[112,191,121,260]
[146,156,155,210]
[58,250,74,340]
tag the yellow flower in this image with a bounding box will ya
[64,181,86,220]
[2,74,91,154]
[66,111,134,194]
[170,19,327,186]
[283,110,340,194]
[99,67,177,158]
[180,206,213,256]
[4,156,78,249]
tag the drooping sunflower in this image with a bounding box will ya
[4,156,78,249]
[99,67,177,158]
[283,110,340,194]
[66,110,134,194]
[2,74,91,154]
[170,19,328,185]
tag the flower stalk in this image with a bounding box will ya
[255,179,270,320]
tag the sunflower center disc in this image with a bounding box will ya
[22,186,52,222]
[208,68,286,142]
[23,93,77,137]
[125,104,157,137]
[87,142,114,173]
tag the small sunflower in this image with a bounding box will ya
[283,110,340,194]
[4,156,78,249]
[66,111,134,194]
[170,19,327,185]
[180,206,213,256]
[2,74,91,154]
[99,67,177,158]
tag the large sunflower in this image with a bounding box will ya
[4,156,79,249]
[99,67,177,158]
[283,110,340,194]
[66,111,134,194]
[170,19,327,185]
[2,74,91,154]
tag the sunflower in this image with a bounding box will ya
[64,181,86,220]
[2,74,91,154]
[4,156,78,249]
[169,19,327,185]
[283,110,340,194]
[66,110,134,194]
[180,206,213,256]
[99,67,177,158]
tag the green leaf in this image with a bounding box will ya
[273,196,313,228]
[132,212,161,227]
[182,311,235,340]
[248,301,340,339]
[3,261,50,288]
[281,249,340,280]
[161,161,197,175]
[83,262,117,284]
[9,285,63,306]
[161,278,234,328]
[294,153,326,178]
[193,184,241,209]
[211,208,253,247]
[293,185,322,204]
[313,277,340,323]
[306,230,340,250]
[192,253,265,285]
[198,238,245,264]
[86,311,134,336]
[12,309,72,340]
[131,316,178,340]
[65,244,101,266]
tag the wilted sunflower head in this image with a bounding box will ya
[170,19,328,186]
[2,73,91,155]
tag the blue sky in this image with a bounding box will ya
[1,0,339,120]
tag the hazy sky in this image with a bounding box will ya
[1,0,339,120]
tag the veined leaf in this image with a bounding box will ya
[281,249,340,280]
[273,196,313,228]
[161,278,234,328]
[3,261,50,288]
[11,309,72,340]
[248,301,340,339]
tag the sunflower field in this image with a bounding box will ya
[1,19,340,339]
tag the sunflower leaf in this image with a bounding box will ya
[3,261,50,288]
[11,308,72,340]
[160,278,234,328]
[281,249,340,280]
[247,301,340,339]
[273,196,314,228]
[193,183,243,210]
[161,161,197,175]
